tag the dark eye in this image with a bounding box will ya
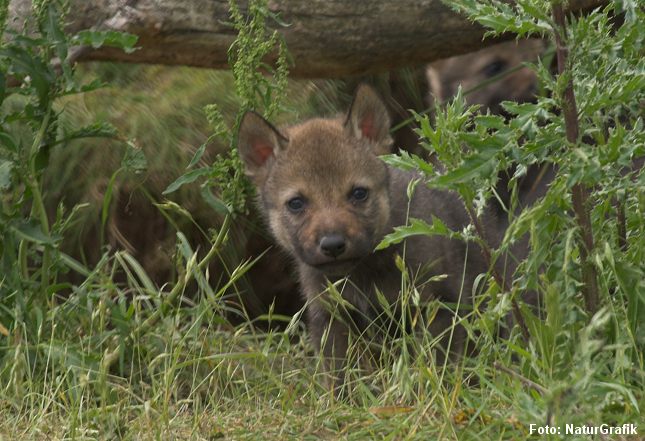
[482,59,507,77]
[350,187,369,202]
[286,196,306,213]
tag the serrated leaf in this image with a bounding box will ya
[0,46,54,105]
[57,122,118,145]
[121,142,147,174]
[376,217,451,250]
[474,114,506,129]
[73,30,138,53]
[476,15,514,33]
[433,144,499,186]
[381,153,417,171]
[78,78,106,93]
[59,78,107,97]
[382,151,435,175]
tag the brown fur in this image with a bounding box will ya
[238,86,497,383]
[427,39,547,114]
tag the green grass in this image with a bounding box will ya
[2,275,640,441]
[1,45,643,441]
[0,211,642,440]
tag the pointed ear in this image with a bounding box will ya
[426,60,447,103]
[426,65,446,103]
[238,111,288,185]
[345,84,392,155]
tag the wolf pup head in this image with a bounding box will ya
[238,85,393,276]
[427,39,545,114]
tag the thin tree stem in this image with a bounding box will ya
[552,2,599,314]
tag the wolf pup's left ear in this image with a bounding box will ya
[345,84,392,156]
[238,111,288,185]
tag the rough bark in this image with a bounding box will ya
[8,0,602,78]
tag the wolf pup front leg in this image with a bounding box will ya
[238,86,395,383]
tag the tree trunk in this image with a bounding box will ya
[8,0,602,78]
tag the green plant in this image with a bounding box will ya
[93,0,293,377]
[0,0,137,339]
[0,1,296,436]
[1,0,642,439]
[164,0,290,216]
[0,0,149,418]
[379,0,644,430]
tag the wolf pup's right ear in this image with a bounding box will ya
[238,111,288,185]
[345,84,393,156]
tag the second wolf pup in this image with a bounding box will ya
[238,85,497,380]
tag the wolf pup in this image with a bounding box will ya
[238,85,491,381]
[427,40,554,219]
[426,39,546,115]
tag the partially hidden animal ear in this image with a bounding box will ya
[425,65,446,103]
[238,111,288,185]
[345,84,392,155]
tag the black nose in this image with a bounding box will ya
[319,234,346,258]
